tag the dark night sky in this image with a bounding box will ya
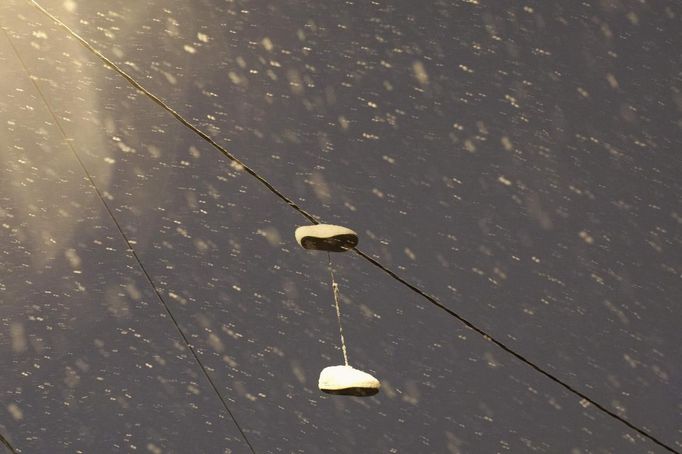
[1,0,681,452]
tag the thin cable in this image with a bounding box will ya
[353,249,679,453]
[0,433,17,454]
[22,3,680,453]
[3,29,257,454]
[26,0,318,226]
[327,253,349,366]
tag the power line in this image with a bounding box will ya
[26,0,317,226]
[3,27,257,454]
[0,432,18,454]
[353,249,678,452]
[22,2,680,453]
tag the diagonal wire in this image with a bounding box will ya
[25,0,318,226]
[2,28,257,454]
[353,248,680,452]
[20,2,680,453]
[0,432,18,454]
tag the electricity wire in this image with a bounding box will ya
[0,432,17,454]
[3,27,257,454]
[26,0,317,226]
[327,253,349,366]
[20,2,681,453]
